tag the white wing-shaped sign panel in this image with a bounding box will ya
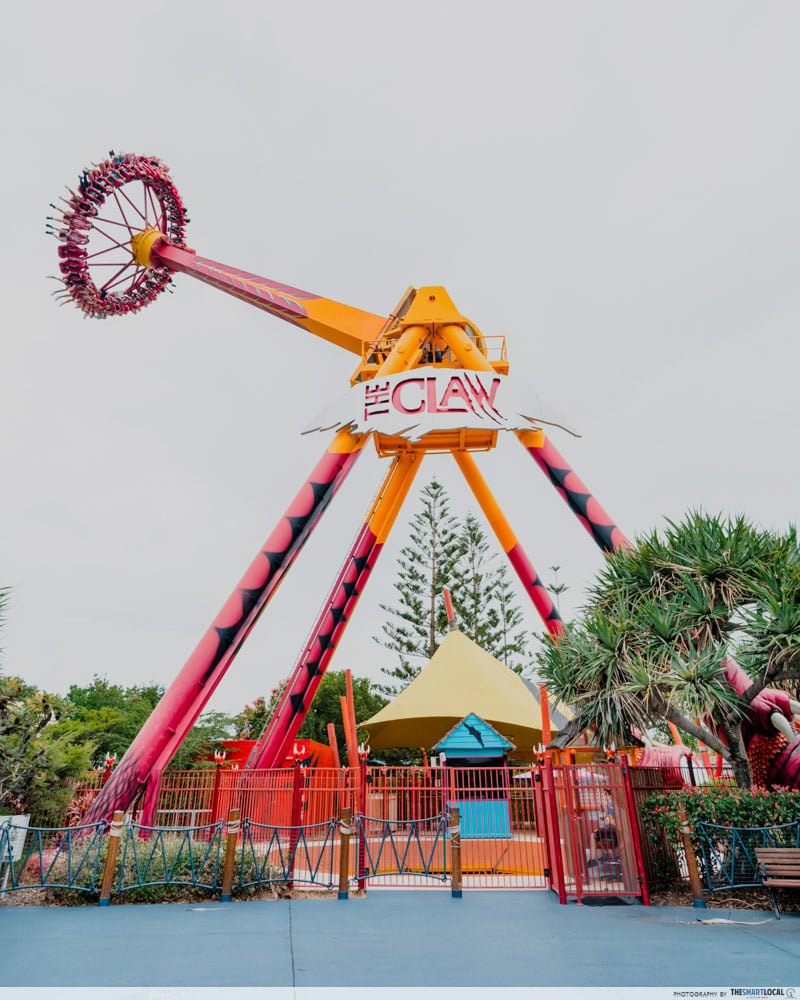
[304,369,579,442]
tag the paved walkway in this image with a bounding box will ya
[1,891,798,991]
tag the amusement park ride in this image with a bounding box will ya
[48,153,800,823]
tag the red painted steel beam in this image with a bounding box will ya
[246,455,420,770]
[245,519,381,770]
[518,433,630,554]
[82,437,363,824]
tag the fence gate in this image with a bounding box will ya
[543,760,649,903]
[355,765,549,889]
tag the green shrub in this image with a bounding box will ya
[112,829,223,902]
[27,829,221,905]
[640,784,800,855]
[8,826,329,905]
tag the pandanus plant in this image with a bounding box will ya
[537,512,800,788]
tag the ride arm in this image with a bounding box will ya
[147,239,388,355]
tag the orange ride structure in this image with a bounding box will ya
[50,152,631,826]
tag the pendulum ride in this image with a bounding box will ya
[48,152,631,824]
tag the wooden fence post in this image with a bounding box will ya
[220,808,240,903]
[98,811,124,906]
[338,806,352,900]
[449,806,462,898]
[677,807,706,908]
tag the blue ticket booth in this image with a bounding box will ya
[435,714,514,839]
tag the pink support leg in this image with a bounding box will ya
[522,436,630,553]
[82,443,362,824]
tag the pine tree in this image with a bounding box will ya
[548,564,569,614]
[376,482,533,693]
[375,479,464,695]
[451,513,500,648]
[492,564,530,674]
[451,519,530,674]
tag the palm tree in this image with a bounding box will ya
[536,512,800,787]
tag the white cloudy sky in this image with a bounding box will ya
[2,3,798,715]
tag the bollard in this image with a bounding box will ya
[449,806,462,898]
[338,806,352,900]
[98,810,124,906]
[220,808,240,903]
[677,807,706,908]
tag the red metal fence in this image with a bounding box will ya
[47,761,656,896]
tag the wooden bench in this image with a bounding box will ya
[755,847,800,918]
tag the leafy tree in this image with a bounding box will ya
[55,677,165,767]
[536,512,800,787]
[52,676,234,772]
[297,671,387,749]
[232,675,295,741]
[0,586,92,815]
[234,695,273,740]
[0,675,94,816]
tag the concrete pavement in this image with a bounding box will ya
[1,890,798,990]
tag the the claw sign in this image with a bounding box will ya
[304,369,579,442]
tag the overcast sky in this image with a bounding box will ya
[2,3,799,717]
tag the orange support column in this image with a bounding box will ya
[327,722,341,770]
[668,723,685,745]
[540,685,552,746]
[452,450,564,638]
[345,671,361,770]
[341,695,360,772]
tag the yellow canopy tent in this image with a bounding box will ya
[362,628,570,762]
